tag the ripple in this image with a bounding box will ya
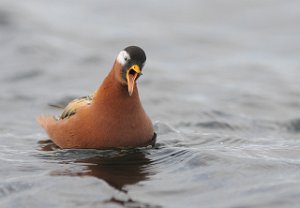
[104,197,162,208]
[5,69,43,82]
[195,121,235,130]
[285,118,300,133]
[0,181,33,198]
[0,9,12,28]
[154,121,180,134]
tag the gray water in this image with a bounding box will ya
[1,0,300,207]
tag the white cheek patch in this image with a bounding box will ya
[117,51,130,66]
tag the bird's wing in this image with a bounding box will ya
[60,94,94,119]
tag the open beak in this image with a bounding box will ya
[126,64,141,96]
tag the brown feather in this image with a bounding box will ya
[60,95,94,119]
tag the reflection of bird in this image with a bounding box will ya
[77,151,152,191]
[37,46,154,149]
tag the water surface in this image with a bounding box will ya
[1,0,300,207]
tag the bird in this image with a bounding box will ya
[37,46,155,149]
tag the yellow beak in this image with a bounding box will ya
[126,64,141,96]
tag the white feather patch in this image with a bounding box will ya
[116,51,130,66]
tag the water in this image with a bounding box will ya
[1,0,300,207]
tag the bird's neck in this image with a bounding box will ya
[93,69,141,108]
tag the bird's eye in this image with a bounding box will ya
[124,57,128,61]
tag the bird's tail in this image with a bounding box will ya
[36,115,56,130]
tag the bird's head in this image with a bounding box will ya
[114,46,146,96]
